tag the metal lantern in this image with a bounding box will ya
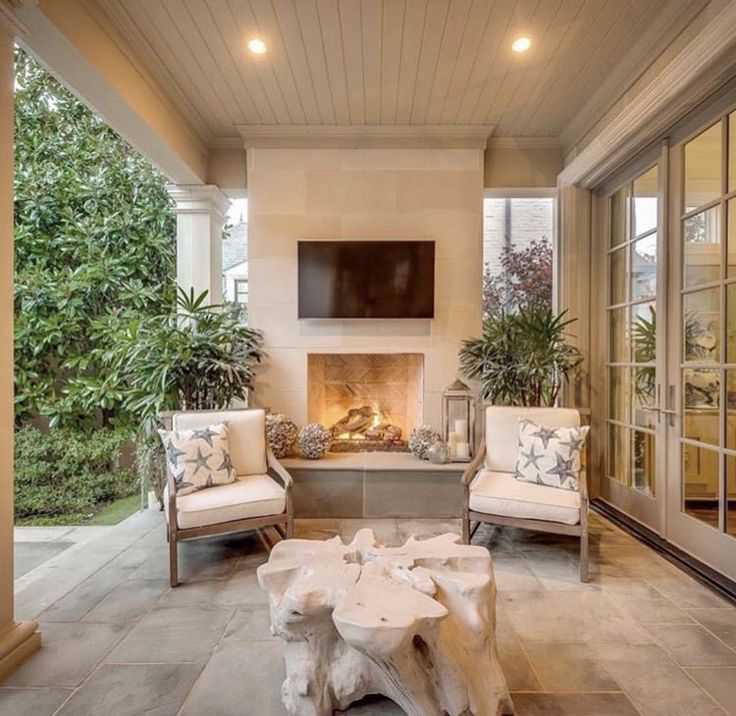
[442,378,476,462]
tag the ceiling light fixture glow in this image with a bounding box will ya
[511,36,531,53]
[248,38,267,55]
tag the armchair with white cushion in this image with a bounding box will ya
[165,408,293,587]
[462,406,589,582]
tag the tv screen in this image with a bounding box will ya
[298,241,435,319]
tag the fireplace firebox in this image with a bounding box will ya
[307,353,424,453]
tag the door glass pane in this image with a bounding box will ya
[610,247,627,304]
[727,370,736,450]
[684,206,720,288]
[684,288,720,363]
[728,199,736,278]
[683,368,720,445]
[729,111,736,193]
[631,234,657,300]
[685,122,722,212]
[610,187,628,247]
[633,430,655,495]
[608,423,630,484]
[683,446,720,530]
[609,367,629,423]
[633,367,657,429]
[632,302,656,362]
[727,283,736,362]
[609,308,629,362]
[727,456,736,537]
[633,166,658,237]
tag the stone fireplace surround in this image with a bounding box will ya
[246,146,484,429]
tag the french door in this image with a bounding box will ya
[600,99,736,582]
[665,110,736,580]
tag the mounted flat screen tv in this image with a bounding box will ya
[298,240,435,319]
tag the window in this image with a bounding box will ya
[222,198,248,321]
[482,196,555,317]
[234,279,248,306]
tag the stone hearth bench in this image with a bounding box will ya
[257,528,513,716]
[281,452,465,519]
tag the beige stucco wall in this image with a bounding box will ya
[484,145,563,188]
[246,148,484,429]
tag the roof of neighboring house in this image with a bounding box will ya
[223,221,247,272]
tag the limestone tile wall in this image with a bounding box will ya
[247,148,484,429]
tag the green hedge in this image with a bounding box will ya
[15,427,137,523]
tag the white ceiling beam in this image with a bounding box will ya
[16,1,208,184]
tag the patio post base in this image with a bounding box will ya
[0,620,41,682]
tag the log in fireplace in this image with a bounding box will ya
[308,353,423,453]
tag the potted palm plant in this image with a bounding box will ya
[459,305,583,407]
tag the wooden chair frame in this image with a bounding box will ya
[461,439,589,582]
[166,412,294,588]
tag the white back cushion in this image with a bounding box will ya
[173,409,267,476]
[484,406,580,473]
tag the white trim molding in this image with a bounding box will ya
[0,0,30,35]
[487,137,560,150]
[166,184,230,218]
[238,124,496,149]
[560,0,736,188]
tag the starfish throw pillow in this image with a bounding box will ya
[159,422,236,495]
[514,418,589,492]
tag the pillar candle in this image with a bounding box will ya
[454,419,468,443]
[456,442,470,460]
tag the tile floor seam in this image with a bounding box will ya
[644,624,736,668]
[27,520,165,621]
[647,636,731,714]
[50,686,79,716]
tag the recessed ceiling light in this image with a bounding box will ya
[511,36,531,53]
[248,38,267,55]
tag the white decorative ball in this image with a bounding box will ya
[408,425,442,460]
[298,423,332,460]
[266,413,298,459]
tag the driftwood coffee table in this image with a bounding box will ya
[257,529,513,716]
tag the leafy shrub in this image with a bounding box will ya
[13,47,176,429]
[15,427,137,523]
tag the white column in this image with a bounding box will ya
[166,184,230,304]
[0,4,41,679]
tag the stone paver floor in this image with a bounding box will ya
[3,510,736,715]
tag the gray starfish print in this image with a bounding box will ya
[217,450,234,476]
[532,426,559,450]
[186,446,212,475]
[192,427,219,447]
[521,443,544,471]
[546,452,577,487]
[173,470,193,492]
[205,473,214,488]
[166,439,186,468]
[559,433,585,454]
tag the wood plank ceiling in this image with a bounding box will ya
[97,0,710,146]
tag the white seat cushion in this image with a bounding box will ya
[469,469,581,526]
[166,473,285,530]
[173,409,268,477]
